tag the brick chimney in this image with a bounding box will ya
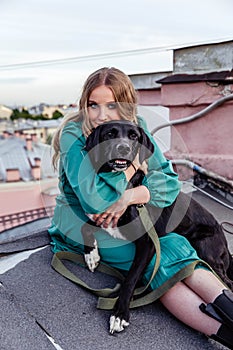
[20,132,25,140]
[6,168,20,182]
[14,130,21,138]
[3,131,10,139]
[31,133,38,142]
[25,137,33,151]
[34,157,41,166]
[31,165,41,180]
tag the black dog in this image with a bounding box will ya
[82,120,233,334]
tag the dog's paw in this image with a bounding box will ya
[84,240,100,272]
[109,315,129,334]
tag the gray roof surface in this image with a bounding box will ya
[12,118,62,131]
[0,189,232,350]
[0,137,56,181]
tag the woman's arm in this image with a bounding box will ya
[94,185,150,228]
[137,116,181,207]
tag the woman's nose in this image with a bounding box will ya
[98,105,107,120]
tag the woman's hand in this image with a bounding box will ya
[92,186,150,229]
[92,190,132,228]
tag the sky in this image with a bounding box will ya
[0,0,233,107]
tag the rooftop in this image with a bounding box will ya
[0,135,56,182]
[157,69,233,84]
[0,185,232,350]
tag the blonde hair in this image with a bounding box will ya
[52,67,138,169]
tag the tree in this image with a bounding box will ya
[10,108,32,120]
[52,110,63,119]
[10,108,21,120]
[46,133,53,145]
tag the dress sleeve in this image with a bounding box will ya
[60,122,128,214]
[137,116,181,207]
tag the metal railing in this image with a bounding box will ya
[0,206,55,232]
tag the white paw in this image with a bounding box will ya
[109,315,129,334]
[84,240,100,272]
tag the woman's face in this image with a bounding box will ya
[88,85,121,128]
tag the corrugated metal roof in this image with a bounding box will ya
[0,137,56,182]
[13,118,62,131]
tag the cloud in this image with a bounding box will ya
[1,0,232,105]
[0,77,37,84]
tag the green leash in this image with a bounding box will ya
[51,250,123,297]
[51,205,161,309]
[51,205,216,310]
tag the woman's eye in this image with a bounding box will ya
[107,103,117,110]
[88,102,99,109]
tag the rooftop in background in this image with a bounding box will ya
[0,133,56,182]
[157,69,233,84]
[130,39,233,90]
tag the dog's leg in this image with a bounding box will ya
[109,234,155,334]
[81,221,100,272]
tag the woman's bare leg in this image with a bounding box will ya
[160,280,221,336]
[183,268,226,303]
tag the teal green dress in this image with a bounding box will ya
[48,116,207,296]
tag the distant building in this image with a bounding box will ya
[0,131,57,182]
[11,118,63,143]
[0,131,58,231]
[0,104,79,231]
[0,103,78,142]
[0,104,13,119]
[28,103,61,118]
[27,103,78,119]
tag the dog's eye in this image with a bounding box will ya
[128,132,138,140]
[103,128,118,139]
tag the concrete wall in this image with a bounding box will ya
[130,40,233,181]
[0,178,58,231]
[174,41,233,74]
[162,82,233,180]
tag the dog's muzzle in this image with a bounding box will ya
[109,159,131,171]
[116,142,131,157]
[108,141,134,171]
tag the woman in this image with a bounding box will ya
[48,67,233,347]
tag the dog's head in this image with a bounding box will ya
[85,120,154,173]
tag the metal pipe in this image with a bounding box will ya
[183,181,233,211]
[151,93,233,135]
[171,159,233,188]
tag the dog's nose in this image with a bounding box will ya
[116,143,131,156]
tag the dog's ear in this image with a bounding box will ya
[139,128,154,164]
[85,126,102,165]
[85,127,101,151]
